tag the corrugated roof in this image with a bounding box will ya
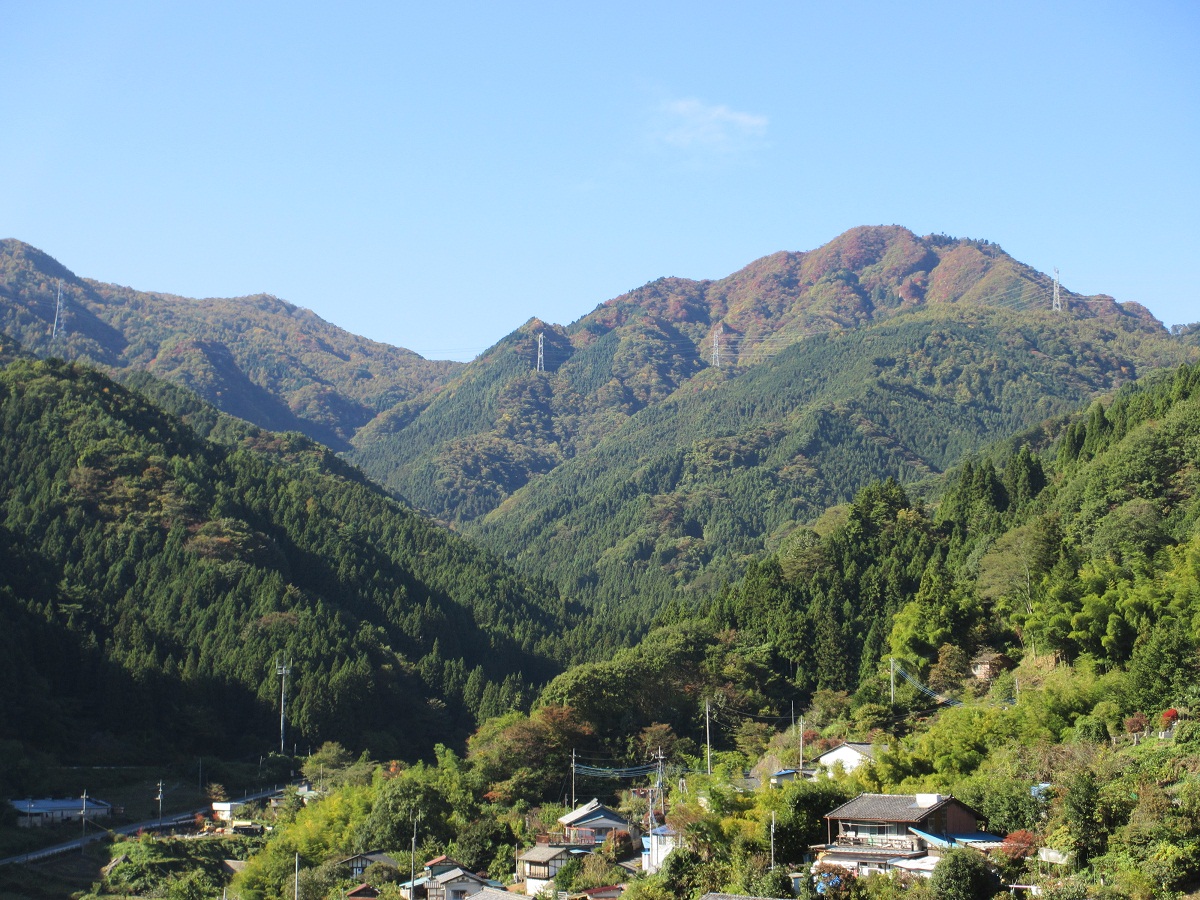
[11,798,112,813]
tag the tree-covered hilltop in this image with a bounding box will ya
[0,239,461,450]
[0,356,565,769]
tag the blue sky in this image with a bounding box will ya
[5,1,1197,360]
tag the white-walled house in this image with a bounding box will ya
[642,825,676,874]
[809,742,882,777]
[518,845,577,896]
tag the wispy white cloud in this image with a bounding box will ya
[656,98,768,156]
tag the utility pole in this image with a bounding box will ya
[277,658,291,755]
[799,716,805,773]
[294,851,299,900]
[536,333,545,373]
[156,780,164,828]
[1052,267,1062,312]
[770,811,776,869]
[656,747,667,822]
[80,789,88,849]
[571,749,576,809]
[890,658,895,706]
[411,811,421,894]
[705,699,712,776]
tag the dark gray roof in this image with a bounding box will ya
[825,793,966,823]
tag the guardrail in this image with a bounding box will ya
[1,784,288,867]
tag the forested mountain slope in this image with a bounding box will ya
[5,230,1195,660]
[349,226,1170,521]
[342,227,1192,648]
[212,361,1200,900]
[0,356,563,764]
[680,358,1200,703]
[0,239,461,450]
[517,359,1200,797]
[469,313,1190,649]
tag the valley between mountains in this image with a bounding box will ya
[4,226,1200,899]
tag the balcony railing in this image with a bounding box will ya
[834,834,920,851]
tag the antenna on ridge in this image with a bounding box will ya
[51,280,64,339]
[536,333,545,373]
[1052,267,1062,312]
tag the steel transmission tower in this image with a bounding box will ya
[277,658,291,754]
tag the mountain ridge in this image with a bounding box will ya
[0,238,462,450]
[5,228,1194,649]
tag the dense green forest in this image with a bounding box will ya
[466,304,1192,653]
[195,359,1200,900]
[0,353,565,780]
[5,229,1196,658]
[5,229,1200,896]
[343,228,1193,649]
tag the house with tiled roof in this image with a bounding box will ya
[814,792,1001,877]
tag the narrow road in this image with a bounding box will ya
[0,785,285,867]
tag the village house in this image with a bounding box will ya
[426,866,489,900]
[399,855,489,900]
[641,824,677,875]
[970,650,1012,682]
[339,851,399,880]
[517,844,579,896]
[10,797,113,827]
[769,767,817,786]
[813,792,1002,877]
[808,742,882,778]
[558,798,629,846]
